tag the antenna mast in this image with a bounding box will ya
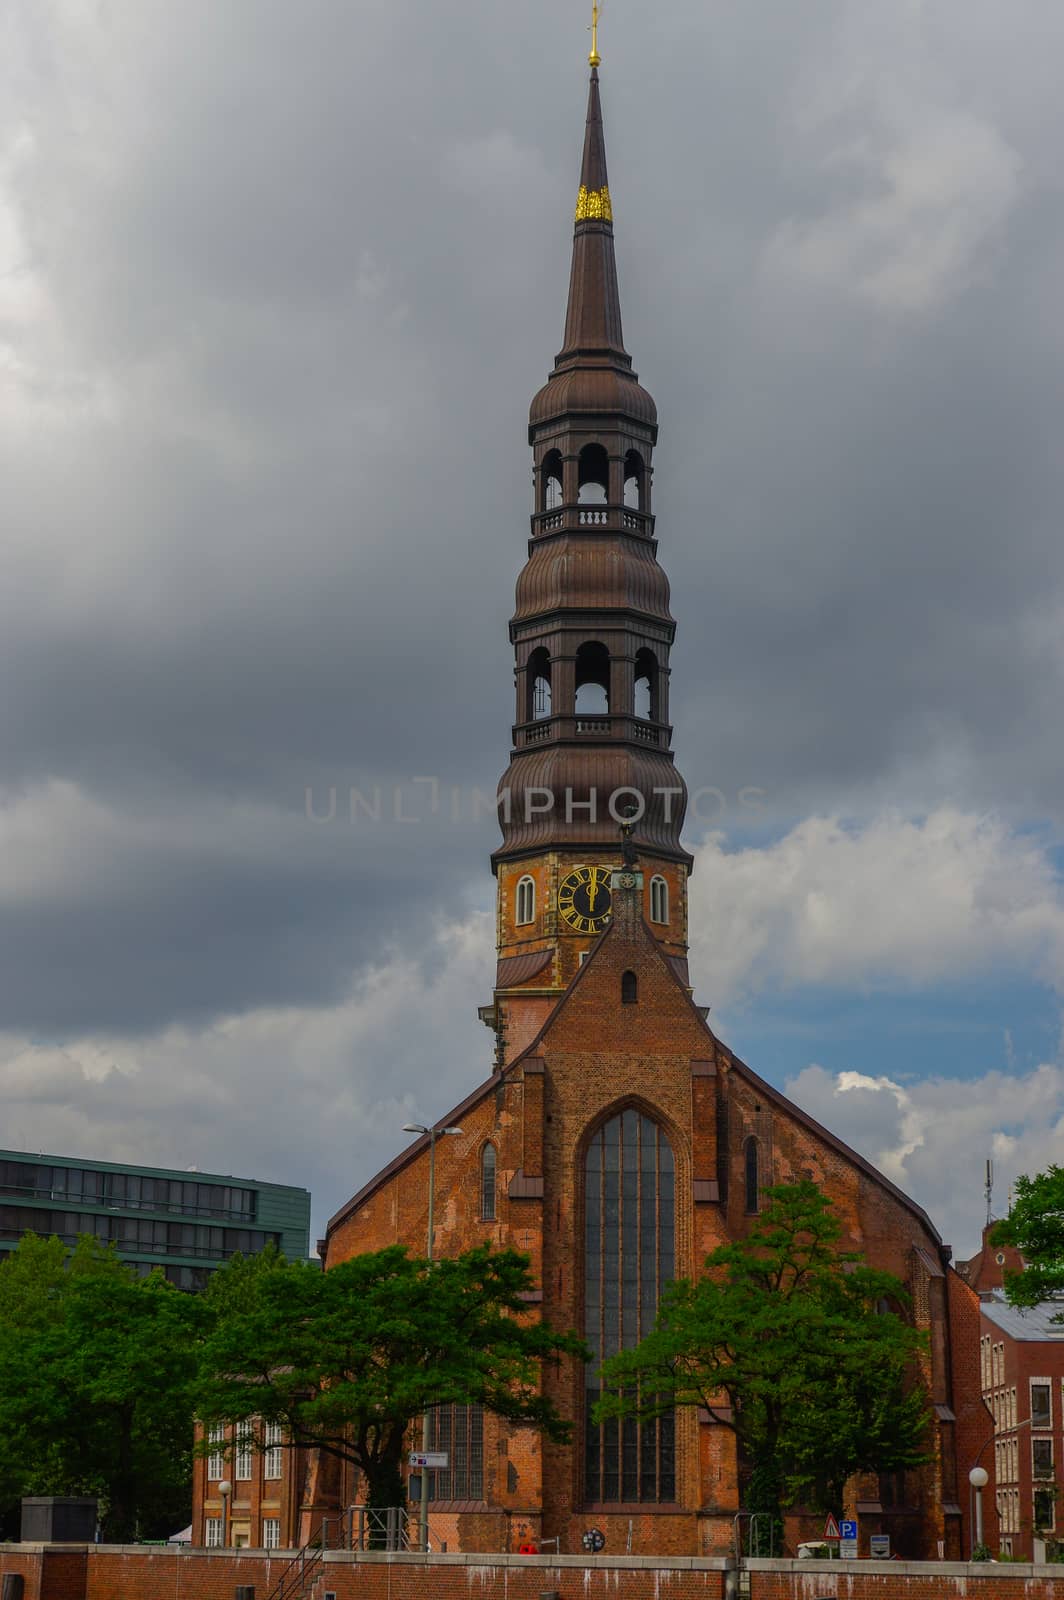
[985,1158,994,1228]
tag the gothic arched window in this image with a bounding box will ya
[744,1136,760,1215]
[621,970,638,1005]
[649,876,669,925]
[515,876,536,926]
[481,1143,497,1221]
[584,1108,675,1503]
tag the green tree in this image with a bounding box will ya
[594,1181,929,1532]
[0,1233,201,1540]
[991,1165,1064,1312]
[196,1243,587,1510]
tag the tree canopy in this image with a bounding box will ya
[195,1242,588,1508]
[0,1234,201,1540]
[992,1164,1064,1311]
[594,1181,929,1527]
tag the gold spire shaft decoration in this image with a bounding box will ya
[589,0,602,68]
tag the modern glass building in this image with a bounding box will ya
[0,1148,311,1289]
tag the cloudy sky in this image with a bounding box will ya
[3,0,1064,1261]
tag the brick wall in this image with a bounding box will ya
[747,1556,1063,1598]
[5,1546,1064,1600]
[0,1547,43,1600]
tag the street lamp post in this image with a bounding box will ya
[218,1479,232,1548]
[969,1466,988,1554]
[967,1411,1038,1558]
[402,1121,464,1555]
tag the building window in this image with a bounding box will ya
[481,1144,497,1222]
[264,1420,283,1480]
[621,970,638,1004]
[584,1108,675,1504]
[207,1422,226,1480]
[744,1137,760,1215]
[262,1518,281,1549]
[1035,1488,1056,1532]
[235,1424,253,1481]
[1033,1438,1054,1480]
[427,1403,484,1500]
[515,876,536,926]
[1031,1380,1052,1429]
[205,1517,223,1548]
[649,876,668,924]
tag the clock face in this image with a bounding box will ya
[558,865,613,934]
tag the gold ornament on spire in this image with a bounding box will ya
[588,0,602,68]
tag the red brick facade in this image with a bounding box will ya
[979,1294,1064,1559]
[307,880,992,1559]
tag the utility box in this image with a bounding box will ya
[20,1497,98,1543]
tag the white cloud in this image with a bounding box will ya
[762,18,1021,315]
[0,910,495,1242]
[785,1060,1064,1259]
[689,809,1064,1006]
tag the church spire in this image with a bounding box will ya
[559,66,628,364]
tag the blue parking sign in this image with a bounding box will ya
[839,1520,858,1540]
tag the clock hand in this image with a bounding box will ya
[588,881,598,913]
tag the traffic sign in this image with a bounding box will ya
[869,1534,890,1559]
[839,1521,857,1540]
[408,1451,449,1469]
[822,1515,840,1540]
[839,1518,858,1559]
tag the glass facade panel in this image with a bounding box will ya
[584,1110,675,1503]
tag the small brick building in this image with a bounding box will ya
[960,1222,1064,1559]
[195,53,991,1562]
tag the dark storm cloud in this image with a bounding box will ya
[2,0,1064,1215]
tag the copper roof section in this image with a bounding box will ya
[513,534,673,624]
[560,69,626,363]
[496,949,554,988]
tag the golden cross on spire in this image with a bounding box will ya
[588,0,602,68]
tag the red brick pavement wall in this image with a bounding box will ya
[750,1565,1063,1599]
[6,1549,1064,1600]
[0,1548,43,1600]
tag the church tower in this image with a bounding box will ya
[265,22,984,1568]
[491,55,694,1063]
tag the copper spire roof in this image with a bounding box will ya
[558,68,629,365]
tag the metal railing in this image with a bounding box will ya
[265,1505,421,1598]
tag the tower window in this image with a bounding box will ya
[634,648,658,722]
[649,876,669,925]
[621,970,638,1004]
[575,641,610,716]
[540,448,564,512]
[584,1109,675,1503]
[527,647,552,721]
[623,450,645,510]
[578,443,609,504]
[744,1137,760,1215]
[481,1143,497,1222]
[515,876,536,926]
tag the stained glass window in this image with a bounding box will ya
[584,1108,675,1503]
